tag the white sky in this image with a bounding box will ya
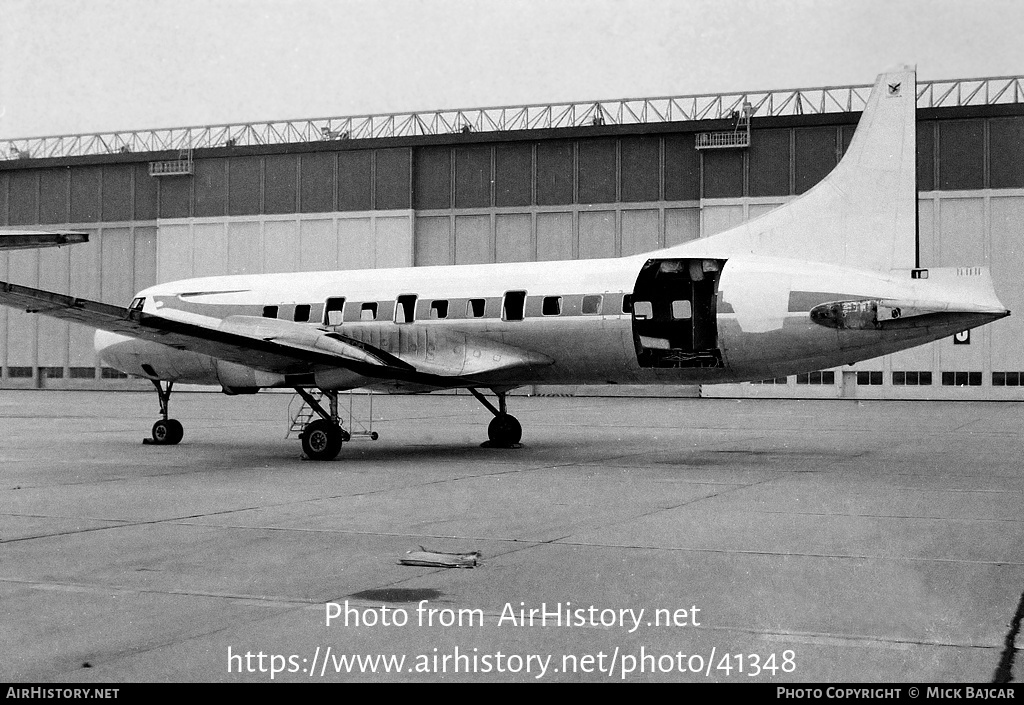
[1,0,1022,139]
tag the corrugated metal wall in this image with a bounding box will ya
[1,111,1023,396]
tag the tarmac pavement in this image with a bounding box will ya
[0,390,1021,682]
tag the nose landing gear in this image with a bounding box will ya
[144,380,184,445]
[469,388,522,448]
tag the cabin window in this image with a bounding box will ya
[263,305,279,319]
[542,296,562,316]
[395,294,417,323]
[621,295,632,314]
[671,300,692,319]
[430,300,449,319]
[633,301,653,320]
[360,302,378,321]
[468,298,486,318]
[324,297,346,325]
[582,295,603,315]
[503,291,526,321]
[294,304,311,322]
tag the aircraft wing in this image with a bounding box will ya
[0,281,552,387]
[0,230,89,250]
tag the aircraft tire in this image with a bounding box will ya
[487,413,522,447]
[166,419,184,445]
[301,419,343,461]
[152,419,184,445]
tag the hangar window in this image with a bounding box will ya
[993,372,1022,386]
[100,367,128,379]
[856,371,883,385]
[468,298,486,318]
[360,302,378,321]
[892,371,933,386]
[6,366,33,378]
[582,295,603,315]
[430,300,449,319]
[294,304,311,322]
[796,371,835,385]
[751,377,789,384]
[542,296,562,316]
[395,294,417,323]
[324,297,346,325]
[70,367,96,379]
[941,371,982,386]
[263,305,279,319]
[503,291,526,321]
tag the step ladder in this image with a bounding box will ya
[286,389,378,441]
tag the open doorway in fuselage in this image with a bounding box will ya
[630,258,725,368]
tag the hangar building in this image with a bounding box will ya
[1,74,1022,399]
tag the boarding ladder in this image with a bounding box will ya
[286,389,378,441]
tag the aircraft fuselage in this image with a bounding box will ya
[96,252,1007,392]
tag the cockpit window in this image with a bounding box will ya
[129,297,145,312]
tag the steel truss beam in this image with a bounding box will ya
[3,76,1022,162]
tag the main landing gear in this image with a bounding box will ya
[469,388,522,448]
[295,388,351,461]
[144,380,184,445]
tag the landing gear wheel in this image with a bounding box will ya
[487,413,522,447]
[152,418,184,445]
[301,419,343,461]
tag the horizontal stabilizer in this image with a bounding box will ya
[0,230,89,250]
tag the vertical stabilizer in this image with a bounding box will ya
[681,66,917,272]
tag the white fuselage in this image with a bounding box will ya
[95,250,1007,392]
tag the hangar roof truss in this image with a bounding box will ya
[2,75,1022,162]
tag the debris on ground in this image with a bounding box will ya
[399,546,481,569]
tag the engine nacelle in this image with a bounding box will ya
[215,359,286,390]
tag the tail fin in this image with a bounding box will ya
[684,65,917,272]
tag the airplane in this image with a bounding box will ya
[0,66,1010,460]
